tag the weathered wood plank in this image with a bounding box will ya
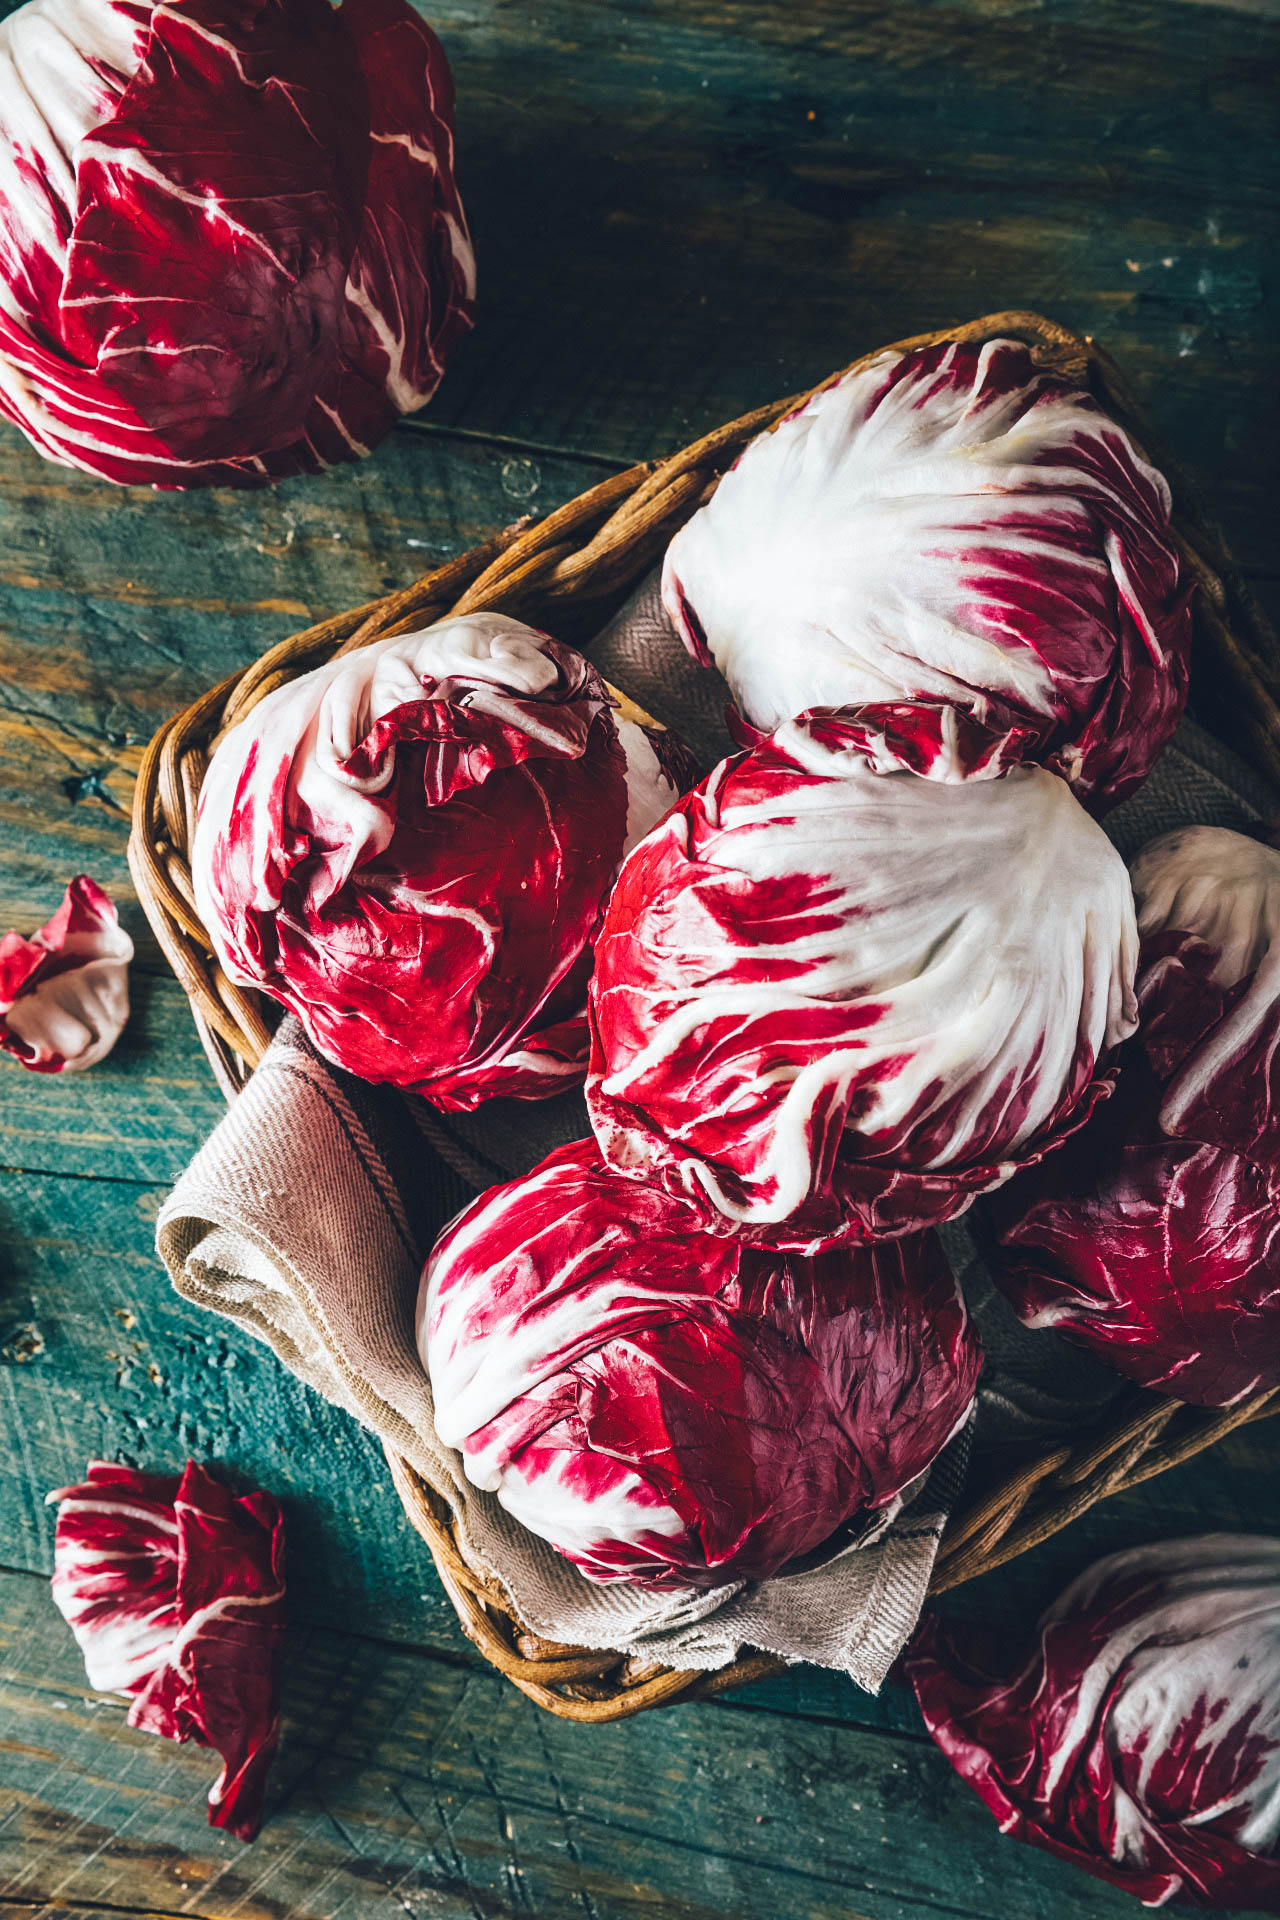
[0,429,609,746]
[0,977,225,1188]
[419,0,1279,573]
[0,1168,473,1660]
[725,1670,930,1739]
[0,1562,1198,1920]
[0,1909,194,1920]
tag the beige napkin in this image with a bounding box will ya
[156,572,1277,1688]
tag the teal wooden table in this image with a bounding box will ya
[2,3,1279,1915]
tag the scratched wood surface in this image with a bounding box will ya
[2,0,1279,1915]
[0,1565,1156,1920]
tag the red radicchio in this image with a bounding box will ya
[662,338,1191,812]
[0,875,132,1071]
[980,826,1280,1406]
[904,1535,1280,1909]
[192,614,697,1109]
[420,1137,981,1588]
[0,0,474,487]
[49,1459,286,1842]
[586,716,1138,1249]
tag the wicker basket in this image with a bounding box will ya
[130,311,1280,1722]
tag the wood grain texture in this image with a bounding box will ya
[1,1563,1206,1920]
[0,978,225,1186]
[420,0,1279,575]
[0,1170,473,1660]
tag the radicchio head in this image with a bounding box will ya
[0,876,132,1071]
[192,614,695,1109]
[587,717,1138,1248]
[981,825,1280,1406]
[0,0,474,486]
[420,1137,981,1589]
[662,338,1191,811]
[49,1459,286,1842]
[905,1535,1280,1909]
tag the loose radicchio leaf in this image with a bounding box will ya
[980,826,1280,1407]
[662,338,1192,812]
[192,615,694,1109]
[49,1459,286,1842]
[0,0,474,487]
[0,875,132,1071]
[420,1137,981,1588]
[904,1535,1280,1909]
[586,717,1138,1248]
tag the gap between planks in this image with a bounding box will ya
[397,414,624,475]
[0,1162,165,1192]
[0,1901,198,1920]
[0,1557,930,1746]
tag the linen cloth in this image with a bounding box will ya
[157,570,1278,1689]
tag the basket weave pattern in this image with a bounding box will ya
[130,312,1280,1722]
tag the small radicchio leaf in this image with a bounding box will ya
[979,826,1280,1407]
[903,1536,1280,1909]
[586,725,1137,1249]
[191,615,696,1108]
[662,337,1192,812]
[49,1459,286,1842]
[0,876,132,1072]
[420,1138,981,1589]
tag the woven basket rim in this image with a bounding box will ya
[129,308,1280,1721]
